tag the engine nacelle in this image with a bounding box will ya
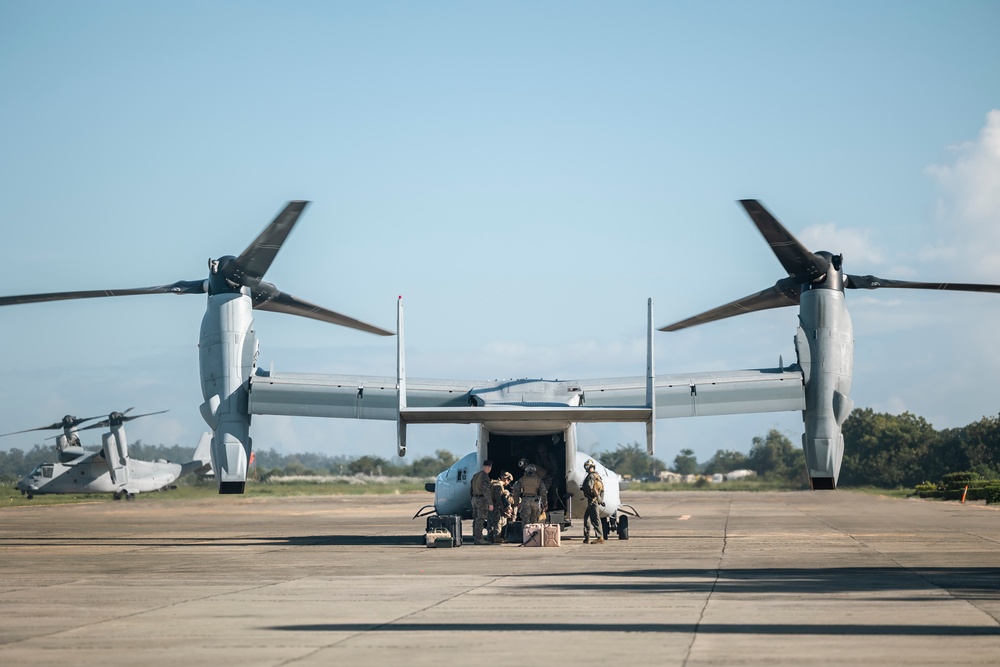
[199,290,257,494]
[796,285,854,489]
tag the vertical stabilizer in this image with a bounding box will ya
[396,296,407,457]
[646,298,656,456]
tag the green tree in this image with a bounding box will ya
[702,449,750,475]
[595,442,666,479]
[748,429,807,486]
[406,449,458,477]
[672,448,699,476]
[348,455,391,476]
[841,409,938,487]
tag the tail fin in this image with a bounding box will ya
[182,432,214,478]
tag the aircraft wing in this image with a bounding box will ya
[249,372,476,421]
[248,366,805,422]
[250,372,650,423]
[579,367,805,418]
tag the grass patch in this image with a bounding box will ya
[629,479,808,492]
[837,485,913,498]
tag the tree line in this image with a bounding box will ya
[592,408,1000,489]
[3,408,997,488]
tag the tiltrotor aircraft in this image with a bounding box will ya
[8,410,213,500]
[1,199,996,526]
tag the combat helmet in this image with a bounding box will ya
[584,458,596,471]
[525,464,538,476]
[501,471,513,483]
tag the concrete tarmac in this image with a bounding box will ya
[1,490,998,666]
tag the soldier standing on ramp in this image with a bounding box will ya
[470,459,493,545]
[582,458,605,544]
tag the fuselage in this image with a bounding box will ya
[431,422,623,522]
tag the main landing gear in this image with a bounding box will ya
[601,505,640,540]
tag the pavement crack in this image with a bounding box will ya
[681,496,731,667]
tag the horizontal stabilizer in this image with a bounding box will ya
[399,406,652,425]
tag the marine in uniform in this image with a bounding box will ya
[487,472,513,543]
[581,458,605,544]
[519,456,553,515]
[469,459,493,545]
[512,464,547,524]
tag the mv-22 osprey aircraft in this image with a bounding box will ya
[2,200,998,527]
[3,409,212,499]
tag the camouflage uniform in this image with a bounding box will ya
[581,461,605,544]
[487,476,513,542]
[470,466,492,545]
[512,466,547,524]
[519,458,552,515]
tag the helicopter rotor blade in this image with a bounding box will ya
[739,199,830,283]
[254,289,394,336]
[0,413,108,437]
[0,280,206,307]
[80,409,169,432]
[659,278,801,332]
[232,201,309,287]
[0,201,392,336]
[846,274,1000,293]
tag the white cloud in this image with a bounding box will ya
[924,109,1000,280]
[797,224,886,268]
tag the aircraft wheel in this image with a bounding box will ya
[601,517,610,540]
[112,492,121,501]
[125,492,135,501]
[617,515,629,540]
[26,493,33,500]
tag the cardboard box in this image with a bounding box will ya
[542,524,560,547]
[522,523,543,547]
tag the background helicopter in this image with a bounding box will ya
[8,409,213,500]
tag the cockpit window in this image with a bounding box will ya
[41,465,54,478]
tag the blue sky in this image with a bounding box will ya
[1,1,999,466]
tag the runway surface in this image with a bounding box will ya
[1,490,998,666]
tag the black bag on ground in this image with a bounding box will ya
[505,521,524,544]
[426,514,463,547]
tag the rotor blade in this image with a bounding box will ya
[0,423,68,437]
[254,290,394,336]
[0,280,206,307]
[1,426,58,437]
[846,274,1000,293]
[234,201,310,284]
[80,410,169,431]
[0,413,106,436]
[659,279,801,332]
[120,409,168,423]
[739,199,829,283]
